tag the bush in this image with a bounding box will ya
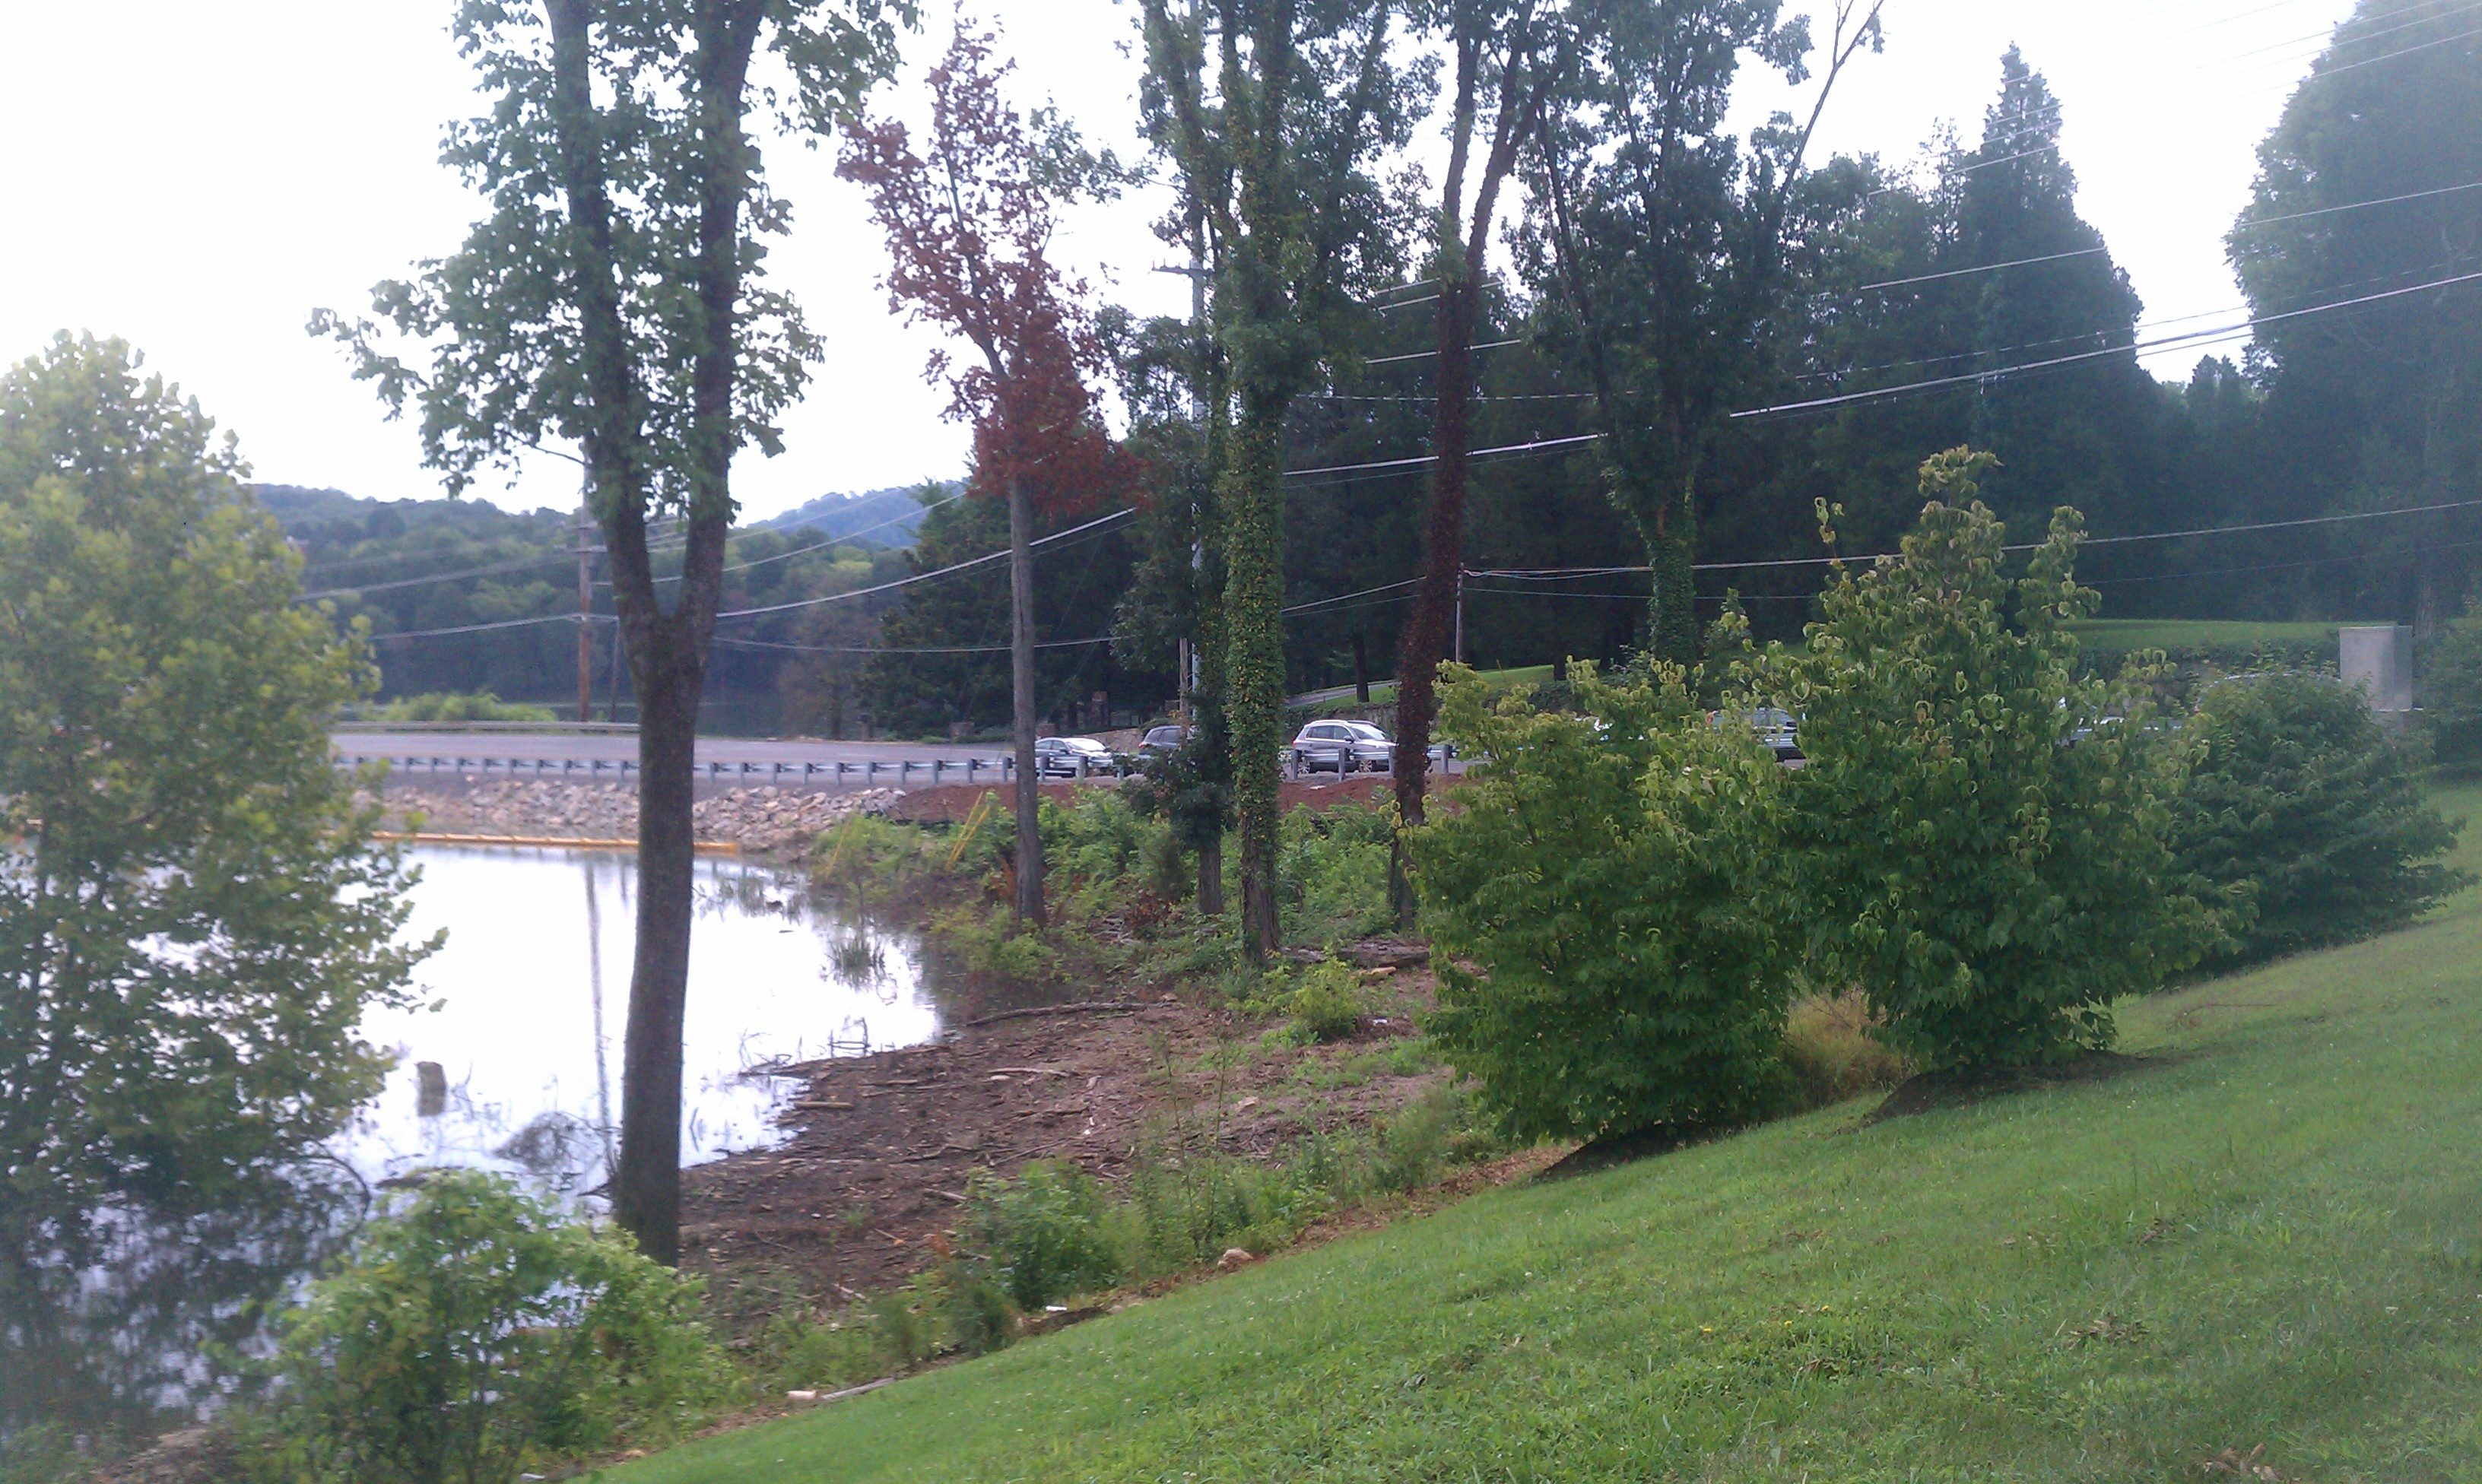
[1278,801,1397,944]
[1411,659,1795,1143]
[2172,671,2469,966]
[259,1171,729,1484]
[961,1161,1125,1311]
[1286,960,1366,1042]
[367,690,557,724]
[1764,452,2217,1071]
[1781,991,1912,1109]
[2428,592,2482,763]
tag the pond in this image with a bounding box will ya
[2,845,948,1445]
[348,845,947,1196]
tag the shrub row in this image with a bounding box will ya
[1412,450,2469,1145]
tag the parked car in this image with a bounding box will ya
[1135,722,1192,761]
[1033,735,1116,778]
[1709,706,1802,762]
[1289,719,1394,775]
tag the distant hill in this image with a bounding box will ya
[758,483,958,547]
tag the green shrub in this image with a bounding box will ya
[2172,671,2469,966]
[2428,592,2482,763]
[1764,452,2217,1071]
[258,1171,729,1484]
[961,1161,1125,1311]
[1123,1139,1338,1274]
[1278,800,1396,944]
[1373,1084,1464,1194]
[0,1425,81,1484]
[1286,960,1366,1042]
[1411,660,1795,1143]
[367,690,557,724]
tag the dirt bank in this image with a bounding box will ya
[681,953,1448,1301]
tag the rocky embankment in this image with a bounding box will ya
[385,781,903,852]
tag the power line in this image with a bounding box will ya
[1839,246,2107,296]
[2231,179,2482,233]
[1732,267,2482,420]
[710,506,1138,620]
[1282,577,1422,616]
[1284,431,1603,481]
[715,634,1114,656]
[1360,337,1525,368]
[2293,17,2482,78]
[367,611,614,643]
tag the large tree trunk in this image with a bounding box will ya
[1224,401,1285,962]
[1008,475,1045,925]
[611,614,704,1265]
[1388,277,1481,929]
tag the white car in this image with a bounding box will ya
[1033,736,1116,778]
[1290,719,1393,775]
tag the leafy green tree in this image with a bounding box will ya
[0,334,426,1261]
[1520,0,1881,664]
[262,1171,729,1484]
[1138,0,1424,960]
[317,0,911,1264]
[1766,449,2214,1070]
[2227,0,2482,635]
[2432,591,2482,762]
[1413,660,1793,1141]
[2173,671,2468,966]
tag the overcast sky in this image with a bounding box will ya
[0,0,2357,522]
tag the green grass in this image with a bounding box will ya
[623,786,2482,1484]
[2068,617,2372,655]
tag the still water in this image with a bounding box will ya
[2,845,944,1441]
[350,845,944,1195]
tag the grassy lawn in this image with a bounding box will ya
[621,785,2482,1484]
[2069,617,2375,654]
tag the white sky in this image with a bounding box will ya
[0,0,2357,521]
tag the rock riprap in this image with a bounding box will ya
[386,781,902,851]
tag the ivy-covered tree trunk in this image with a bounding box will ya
[1224,398,1287,958]
[1008,472,1046,924]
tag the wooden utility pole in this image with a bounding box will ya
[575,503,595,724]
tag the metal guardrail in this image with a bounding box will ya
[332,721,641,735]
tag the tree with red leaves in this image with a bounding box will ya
[839,19,1126,926]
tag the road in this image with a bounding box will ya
[335,729,1008,769]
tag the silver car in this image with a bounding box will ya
[1033,735,1116,778]
[1289,719,1393,775]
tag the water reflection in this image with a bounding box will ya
[1,1175,360,1442]
[4,845,944,1441]
[344,845,947,1195]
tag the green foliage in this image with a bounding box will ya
[259,1172,731,1484]
[0,335,427,1260]
[1278,801,1398,945]
[592,814,2482,1483]
[2430,593,2482,763]
[2172,671,2469,966]
[1284,960,1366,1043]
[960,1162,1125,1311]
[363,690,557,724]
[0,1425,80,1484]
[1413,660,1795,1142]
[1764,452,2217,1071]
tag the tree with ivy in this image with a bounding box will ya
[0,335,428,1267]
[1137,0,1424,959]
[1519,0,1881,664]
[316,0,912,1264]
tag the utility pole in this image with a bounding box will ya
[1156,246,1212,725]
[575,503,595,724]
[1453,568,1465,666]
